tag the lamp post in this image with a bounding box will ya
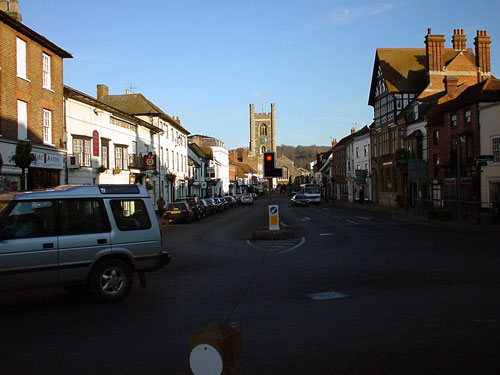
[457,135,464,222]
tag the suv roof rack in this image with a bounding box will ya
[98,184,140,194]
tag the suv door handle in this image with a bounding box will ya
[43,243,54,249]
[97,239,107,244]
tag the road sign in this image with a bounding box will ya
[268,204,280,231]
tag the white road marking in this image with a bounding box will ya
[302,217,311,221]
[320,233,334,236]
[280,221,288,227]
[356,216,371,220]
[278,237,306,254]
[334,216,342,219]
[322,208,330,210]
[325,213,331,216]
[346,220,358,224]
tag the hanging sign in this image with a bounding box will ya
[143,152,156,170]
[93,130,100,157]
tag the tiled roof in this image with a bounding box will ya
[369,48,476,104]
[100,94,189,134]
[427,78,500,126]
[64,86,161,133]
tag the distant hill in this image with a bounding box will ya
[232,145,330,170]
[277,145,331,170]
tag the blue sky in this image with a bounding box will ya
[20,0,500,149]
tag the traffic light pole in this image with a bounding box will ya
[268,178,272,204]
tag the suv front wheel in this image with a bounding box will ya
[89,259,133,302]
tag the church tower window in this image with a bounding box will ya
[260,124,268,136]
[261,145,266,154]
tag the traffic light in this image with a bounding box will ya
[263,151,283,178]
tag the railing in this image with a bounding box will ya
[413,199,500,225]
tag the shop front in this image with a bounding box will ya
[28,149,66,189]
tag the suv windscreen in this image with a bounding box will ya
[0,200,55,238]
[0,200,11,216]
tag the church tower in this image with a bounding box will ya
[249,103,276,157]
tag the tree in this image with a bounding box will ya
[10,140,35,190]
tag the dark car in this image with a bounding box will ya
[164,202,194,223]
[214,197,227,210]
[291,194,310,207]
[201,198,218,215]
[224,196,237,208]
[175,197,204,220]
[199,199,211,216]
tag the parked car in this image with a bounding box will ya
[0,184,170,302]
[175,197,204,219]
[291,194,310,207]
[199,199,211,216]
[201,198,218,215]
[224,196,237,208]
[234,195,244,205]
[215,197,228,210]
[241,194,254,205]
[164,202,194,223]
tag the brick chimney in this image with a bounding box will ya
[1,0,22,22]
[474,30,491,78]
[445,76,459,98]
[96,84,109,100]
[452,29,467,51]
[425,28,445,72]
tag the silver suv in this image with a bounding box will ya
[0,184,170,302]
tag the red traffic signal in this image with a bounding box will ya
[263,152,283,178]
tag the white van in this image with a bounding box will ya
[0,184,170,302]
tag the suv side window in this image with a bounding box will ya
[110,199,151,231]
[0,200,55,238]
[60,199,110,235]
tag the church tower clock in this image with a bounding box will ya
[249,103,276,157]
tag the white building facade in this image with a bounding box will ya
[479,102,500,208]
[64,86,161,191]
[352,128,372,202]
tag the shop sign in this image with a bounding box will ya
[31,151,64,169]
[93,130,100,157]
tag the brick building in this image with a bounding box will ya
[426,78,500,207]
[0,1,72,191]
[368,28,490,206]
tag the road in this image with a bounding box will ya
[0,196,499,374]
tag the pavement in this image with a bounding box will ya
[322,198,500,234]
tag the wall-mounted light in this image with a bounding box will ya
[129,174,136,184]
[145,176,151,183]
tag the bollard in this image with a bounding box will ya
[189,322,242,375]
